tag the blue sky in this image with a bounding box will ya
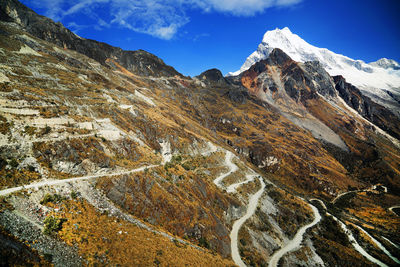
[21,0,400,77]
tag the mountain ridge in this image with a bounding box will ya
[0,0,183,78]
[228,27,400,117]
[0,1,400,266]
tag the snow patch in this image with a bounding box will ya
[103,94,116,103]
[337,96,400,148]
[119,104,137,116]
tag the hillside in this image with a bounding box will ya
[0,1,399,266]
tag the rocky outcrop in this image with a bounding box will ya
[302,61,337,97]
[333,75,372,117]
[0,0,182,78]
[196,69,228,85]
[240,48,337,104]
[333,75,400,140]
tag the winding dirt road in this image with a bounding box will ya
[213,150,265,267]
[230,177,265,267]
[329,213,388,267]
[213,151,238,188]
[268,204,321,267]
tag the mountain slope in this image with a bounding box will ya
[0,1,399,266]
[0,0,182,78]
[229,27,400,117]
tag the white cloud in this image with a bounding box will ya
[23,0,302,39]
[193,0,302,16]
[109,0,189,39]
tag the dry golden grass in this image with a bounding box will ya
[58,200,235,266]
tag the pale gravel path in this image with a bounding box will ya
[0,165,158,196]
[268,204,321,267]
[230,177,265,267]
[226,173,257,194]
[0,133,96,147]
[312,199,397,266]
[213,151,238,188]
[355,225,400,265]
[329,213,388,267]
[389,206,400,217]
[213,150,265,267]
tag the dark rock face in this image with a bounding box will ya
[385,90,400,105]
[281,60,336,102]
[303,61,337,97]
[240,48,337,104]
[333,75,371,117]
[196,68,229,85]
[0,0,182,78]
[333,75,400,140]
[267,48,292,66]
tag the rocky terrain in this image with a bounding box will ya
[0,0,399,266]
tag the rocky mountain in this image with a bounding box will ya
[0,0,182,78]
[229,27,400,117]
[0,1,399,267]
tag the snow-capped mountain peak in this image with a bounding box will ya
[370,58,400,70]
[228,27,400,116]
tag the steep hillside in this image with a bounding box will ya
[0,1,399,266]
[0,0,182,78]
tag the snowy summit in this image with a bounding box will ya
[228,27,400,114]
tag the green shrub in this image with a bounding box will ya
[40,193,64,205]
[43,216,66,235]
[70,191,78,199]
[24,126,36,136]
[181,162,193,171]
[171,155,182,163]
[9,158,19,168]
[43,125,52,135]
[198,237,210,249]
[164,161,174,170]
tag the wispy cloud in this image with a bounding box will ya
[23,0,303,39]
[193,0,302,16]
[193,33,210,42]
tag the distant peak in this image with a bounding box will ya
[273,27,291,32]
[266,27,293,37]
[281,27,292,32]
[370,58,400,70]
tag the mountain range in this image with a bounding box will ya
[0,0,399,266]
